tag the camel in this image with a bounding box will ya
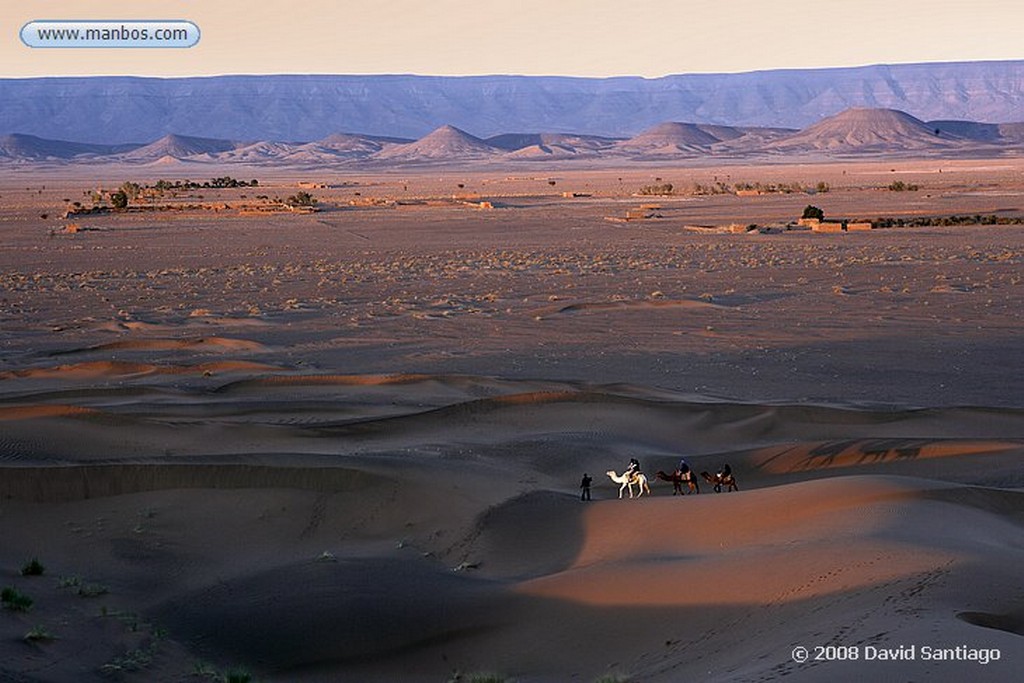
[655,470,699,495]
[606,470,651,499]
[700,470,738,493]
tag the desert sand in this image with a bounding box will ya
[1,160,1022,682]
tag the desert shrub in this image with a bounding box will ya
[802,205,825,220]
[109,189,129,210]
[692,181,732,195]
[224,669,252,683]
[1,587,33,611]
[120,181,143,199]
[285,191,317,207]
[77,582,108,597]
[100,648,153,673]
[57,575,81,589]
[149,177,259,190]
[735,181,805,194]
[816,181,830,193]
[23,625,56,643]
[191,662,218,678]
[21,558,45,576]
[638,183,673,195]
[888,180,919,191]
[448,672,509,683]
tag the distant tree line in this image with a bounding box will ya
[693,181,829,196]
[153,177,259,191]
[872,214,1024,228]
[887,180,920,192]
[75,176,261,212]
[638,183,674,195]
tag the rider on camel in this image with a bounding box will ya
[676,458,692,478]
[626,457,641,478]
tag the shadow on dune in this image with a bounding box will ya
[753,438,1024,475]
[0,463,391,503]
[957,609,1024,636]
[146,489,590,676]
[149,561,1024,683]
[49,336,267,356]
[149,557,510,671]
[450,490,587,581]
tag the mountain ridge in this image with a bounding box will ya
[3,60,1024,144]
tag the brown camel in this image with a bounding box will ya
[700,470,738,492]
[655,470,700,495]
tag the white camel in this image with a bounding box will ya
[606,470,651,499]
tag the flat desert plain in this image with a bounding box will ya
[0,159,1022,682]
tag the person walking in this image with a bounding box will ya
[580,473,593,501]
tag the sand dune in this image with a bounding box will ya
[0,463,391,503]
[536,297,725,318]
[1,363,1021,682]
[0,359,280,381]
[52,335,268,355]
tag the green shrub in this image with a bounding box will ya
[192,661,218,678]
[448,673,507,683]
[285,191,317,207]
[21,558,45,576]
[100,648,152,673]
[224,669,252,683]
[638,183,673,195]
[23,625,56,643]
[77,582,108,597]
[802,204,825,220]
[57,575,81,589]
[887,180,919,192]
[110,189,129,210]
[1,587,33,611]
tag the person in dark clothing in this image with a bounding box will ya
[626,457,641,477]
[580,473,593,501]
[712,463,736,492]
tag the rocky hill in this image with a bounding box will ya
[1,108,1020,166]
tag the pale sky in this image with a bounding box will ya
[5,0,1023,78]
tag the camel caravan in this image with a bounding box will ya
[597,458,738,499]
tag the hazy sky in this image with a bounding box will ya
[6,0,1022,78]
